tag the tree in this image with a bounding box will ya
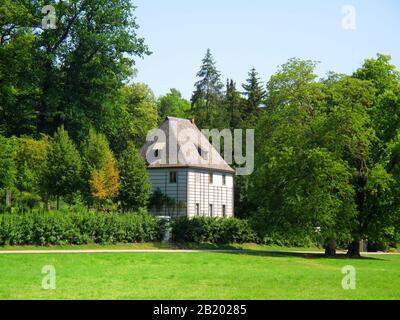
[354,54,400,143]
[191,49,224,128]
[242,67,266,125]
[250,88,356,251]
[158,89,191,120]
[344,55,400,255]
[224,79,244,129]
[118,144,150,211]
[89,156,120,209]
[42,126,82,209]
[265,58,322,113]
[82,130,120,208]
[250,56,400,256]
[0,0,150,142]
[0,135,16,206]
[0,1,39,137]
[13,135,49,208]
[103,83,159,155]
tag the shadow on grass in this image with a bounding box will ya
[169,242,385,260]
[221,250,384,261]
[171,242,240,250]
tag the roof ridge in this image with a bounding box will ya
[166,116,191,122]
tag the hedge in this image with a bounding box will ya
[0,209,163,245]
[171,216,257,244]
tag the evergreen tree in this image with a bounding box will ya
[42,126,82,209]
[118,144,151,211]
[224,79,245,128]
[191,49,224,128]
[242,67,266,122]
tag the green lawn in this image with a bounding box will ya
[0,249,399,300]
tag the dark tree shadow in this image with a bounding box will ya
[210,249,385,261]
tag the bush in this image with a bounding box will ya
[0,209,163,246]
[171,217,257,244]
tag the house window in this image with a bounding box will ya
[169,172,177,183]
[196,203,200,216]
[222,205,226,217]
[154,149,159,158]
[222,174,226,185]
[209,204,213,217]
[209,173,213,184]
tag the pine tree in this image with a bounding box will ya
[224,79,245,128]
[42,126,82,209]
[191,49,224,127]
[242,67,266,116]
[118,144,151,211]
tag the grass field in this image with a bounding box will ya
[0,246,399,300]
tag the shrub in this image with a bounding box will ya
[0,209,163,246]
[171,217,257,244]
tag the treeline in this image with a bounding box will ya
[0,1,263,214]
[250,55,400,255]
[0,128,150,212]
[181,50,400,254]
[1,1,400,253]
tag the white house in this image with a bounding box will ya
[140,117,235,218]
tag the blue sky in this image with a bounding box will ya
[132,0,400,99]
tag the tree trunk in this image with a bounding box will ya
[325,239,337,256]
[56,196,60,210]
[347,240,361,257]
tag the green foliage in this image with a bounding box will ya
[0,0,150,141]
[224,79,245,129]
[242,67,266,125]
[81,129,120,206]
[191,49,224,128]
[0,209,162,245]
[13,135,49,191]
[41,126,82,207]
[171,217,256,244]
[0,135,16,192]
[118,144,151,211]
[158,89,192,120]
[251,55,400,253]
[104,83,159,154]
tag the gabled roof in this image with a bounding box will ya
[140,117,235,173]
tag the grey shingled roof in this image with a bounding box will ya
[140,117,235,173]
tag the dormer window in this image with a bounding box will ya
[154,149,159,158]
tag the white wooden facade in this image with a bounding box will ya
[141,117,235,218]
[148,168,234,217]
